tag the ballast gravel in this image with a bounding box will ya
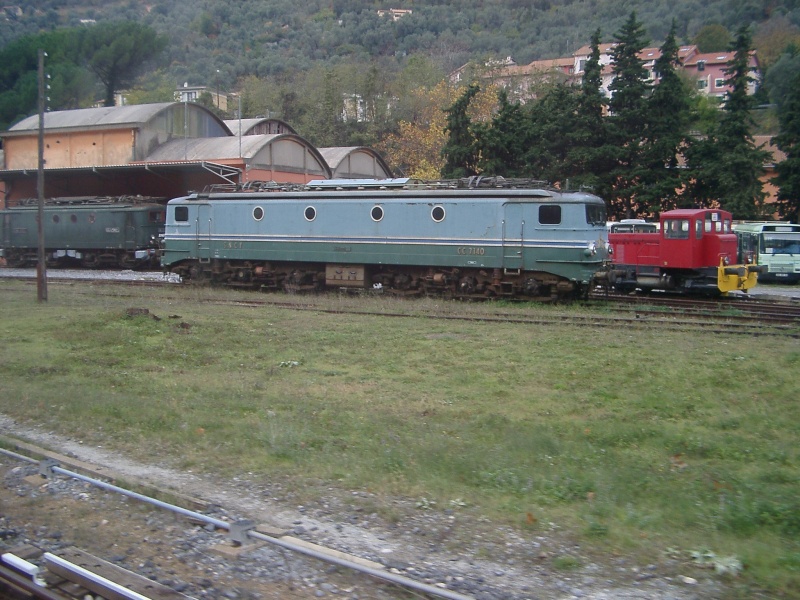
[0,417,729,600]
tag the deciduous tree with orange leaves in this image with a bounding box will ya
[378,81,498,179]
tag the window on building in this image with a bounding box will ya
[714,78,725,88]
[697,80,708,89]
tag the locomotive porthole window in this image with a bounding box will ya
[70,214,77,223]
[431,205,445,222]
[253,206,264,221]
[52,215,60,223]
[305,206,317,221]
[371,205,384,222]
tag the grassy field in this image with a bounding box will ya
[1,279,798,597]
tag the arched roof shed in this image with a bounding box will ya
[318,147,393,179]
[0,103,234,203]
[4,103,231,168]
[224,117,297,136]
[144,133,332,182]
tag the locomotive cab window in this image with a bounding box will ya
[696,219,703,238]
[431,205,445,222]
[174,206,189,222]
[664,219,689,239]
[585,204,606,225]
[539,205,561,225]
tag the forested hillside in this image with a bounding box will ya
[2,1,800,221]
[2,1,797,95]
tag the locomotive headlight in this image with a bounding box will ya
[584,242,597,257]
[722,255,730,266]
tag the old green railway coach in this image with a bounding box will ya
[1,202,165,269]
[161,180,609,300]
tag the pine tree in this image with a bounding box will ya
[522,82,581,184]
[686,26,769,219]
[604,12,652,218]
[637,22,692,213]
[567,28,611,193]
[774,71,800,222]
[80,22,167,108]
[441,83,480,178]
[474,88,529,177]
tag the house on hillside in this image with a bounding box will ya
[683,51,760,99]
[753,135,786,218]
[175,82,228,112]
[377,8,412,21]
[451,42,758,105]
[570,43,700,97]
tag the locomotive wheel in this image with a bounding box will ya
[188,263,208,282]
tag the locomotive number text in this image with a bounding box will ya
[457,246,485,256]
[223,241,243,249]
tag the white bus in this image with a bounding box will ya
[734,222,800,283]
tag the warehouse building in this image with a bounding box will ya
[0,103,392,208]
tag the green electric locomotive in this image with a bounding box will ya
[1,198,165,269]
[161,178,610,300]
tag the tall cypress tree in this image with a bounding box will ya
[637,21,692,213]
[522,82,581,185]
[686,26,768,219]
[567,28,612,193]
[605,12,652,218]
[441,83,480,178]
[474,88,529,177]
[774,72,800,222]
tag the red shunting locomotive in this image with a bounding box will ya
[606,208,762,295]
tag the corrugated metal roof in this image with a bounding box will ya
[224,118,264,136]
[317,146,393,178]
[223,117,297,136]
[7,103,177,132]
[318,147,359,166]
[145,134,287,161]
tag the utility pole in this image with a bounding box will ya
[36,48,47,303]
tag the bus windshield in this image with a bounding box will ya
[763,232,800,255]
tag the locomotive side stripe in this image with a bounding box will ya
[164,234,594,249]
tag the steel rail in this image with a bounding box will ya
[3,451,476,600]
[0,562,69,600]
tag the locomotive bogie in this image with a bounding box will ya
[162,184,609,300]
[1,202,165,269]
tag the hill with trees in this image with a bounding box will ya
[2,1,800,220]
[2,1,799,123]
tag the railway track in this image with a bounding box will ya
[1,545,189,600]
[2,269,799,336]
[0,444,474,600]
